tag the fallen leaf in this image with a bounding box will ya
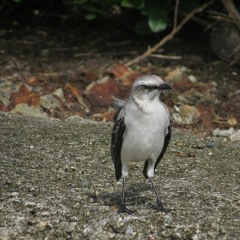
[27,76,45,87]
[64,83,87,108]
[84,77,130,107]
[165,68,184,82]
[227,117,237,126]
[173,77,194,93]
[196,105,219,126]
[11,83,40,106]
[109,63,139,86]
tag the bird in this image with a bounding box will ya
[111,75,172,214]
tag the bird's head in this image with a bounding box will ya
[131,75,172,102]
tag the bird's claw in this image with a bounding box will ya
[118,204,134,215]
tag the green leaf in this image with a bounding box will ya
[120,0,133,8]
[85,13,96,20]
[121,0,144,9]
[148,8,168,33]
[133,0,145,9]
[148,17,167,32]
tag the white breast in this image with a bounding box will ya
[121,99,170,164]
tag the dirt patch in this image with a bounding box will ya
[0,22,239,133]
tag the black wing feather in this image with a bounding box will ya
[143,125,171,179]
[111,108,126,181]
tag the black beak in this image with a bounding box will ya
[158,83,172,90]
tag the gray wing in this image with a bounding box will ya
[143,125,171,179]
[111,108,126,181]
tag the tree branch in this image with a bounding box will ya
[125,0,215,67]
[221,0,240,22]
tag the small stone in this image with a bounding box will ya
[212,127,235,137]
[125,225,134,235]
[53,88,65,101]
[5,179,12,184]
[37,221,49,231]
[173,105,199,124]
[41,211,50,217]
[24,201,36,207]
[69,188,76,194]
[65,222,77,233]
[82,226,91,236]
[206,143,215,148]
[11,103,48,118]
[163,215,173,227]
[40,94,62,110]
[229,130,240,141]
[188,75,197,83]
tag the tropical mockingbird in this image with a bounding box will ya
[111,75,172,214]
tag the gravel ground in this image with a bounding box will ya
[0,112,239,240]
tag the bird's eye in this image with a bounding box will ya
[141,84,148,90]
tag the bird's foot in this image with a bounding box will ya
[118,204,134,215]
[152,203,171,213]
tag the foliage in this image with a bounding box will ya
[0,0,225,34]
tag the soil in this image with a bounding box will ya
[0,15,240,240]
[0,18,239,132]
[0,112,239,239]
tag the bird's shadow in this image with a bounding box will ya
[97,182,156,208]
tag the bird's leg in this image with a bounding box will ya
[118,177,133,214]
[149,178,169,213]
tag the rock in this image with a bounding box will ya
[53,88,65,102]
[37,221,52,231]
[11,103,48,118]
[188,75,197,83]
[229,130,240,141]
[0,80,15,106]
[24,201,36,207]
[212,127,235,137]
[40,93,62,110]
[172,105,200,124]
[41,211,51,217]
[177,90,215,105]
[125,225,134,235]
[165,68,185,83]
[65,222,77,233]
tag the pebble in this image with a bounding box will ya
[172,105,199,124]
[41,211,51,217]
[65,222,77,233]
[125,225,134,235]
[24,201,36,207]
[37,221,50,231]
[11,103,48,118]
[188,75,197,83]
[212,127,235,137]
[40,94,62,110]
[229,130,240,141]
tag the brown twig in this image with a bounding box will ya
[150,54,181,60]
[173,0,179,30]
[125,0,215,67]
[221,0,240,22]
[209,10,240,26]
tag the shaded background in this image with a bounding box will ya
[0,0,239,134]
